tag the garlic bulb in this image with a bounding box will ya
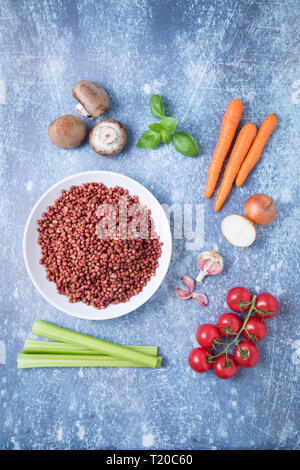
[196,244,223,282]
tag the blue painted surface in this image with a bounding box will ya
[0,0,299,450]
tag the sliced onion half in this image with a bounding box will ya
[221,215,256,248]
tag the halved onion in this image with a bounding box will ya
[221,215,256,248]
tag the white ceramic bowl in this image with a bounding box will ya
[23,171,172,320]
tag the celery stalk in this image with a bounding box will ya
[22,340,158,356]
[32,320,158,368]
[17,354,162,369]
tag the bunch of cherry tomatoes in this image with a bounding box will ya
[188,287,279,379]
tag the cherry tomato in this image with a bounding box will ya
[226,287,252,313]
[196,324,221,349]
[212,354,238,379]
[188,347,212,373]
[255,292,279,319]
[242,316,267,342]
[217,313,242,337]
[233,340,259,368]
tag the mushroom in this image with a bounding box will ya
[72,80,110,119]
[48,114,87,149]
[89,119,127,156]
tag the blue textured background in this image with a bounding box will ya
[0,0,299,450]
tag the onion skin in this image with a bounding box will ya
[244,194,276,226]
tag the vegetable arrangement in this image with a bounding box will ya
[188,287,279,379]
[18,320,162,369]
[26,75,283,388]
[136,95,200,157]
[204,98,277,210]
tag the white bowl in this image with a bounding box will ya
[23,171,172,320]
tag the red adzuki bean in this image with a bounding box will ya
[37,182,163,310]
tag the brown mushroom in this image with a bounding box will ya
[48,114,87,149]
[89,119,127,156]
[72,80,110,119]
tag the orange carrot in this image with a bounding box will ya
[204,98,243,198]
[235,113,277,187]
[214,123,257,211]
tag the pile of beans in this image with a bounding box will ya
[37,182,162,309]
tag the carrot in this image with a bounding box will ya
[214,123,257,211]
[235,113,277,187]
[204,98,243,199]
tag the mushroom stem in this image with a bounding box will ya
[75,103,93,120]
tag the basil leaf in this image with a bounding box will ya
[173,132,199,157]
[161,130,171,145]
[148,123,163,132]
[136,130,161,149]
[149,95,165,119]
[160,117,178,134]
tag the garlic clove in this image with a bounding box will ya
[175,275,195,299]
[175,288,193,300]
[192,292,208,306]
[180,275,195,294]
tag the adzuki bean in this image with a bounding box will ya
[37,182,162,310]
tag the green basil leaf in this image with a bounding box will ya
[148,123,163,132]
[161,130,171,145]
[160,117,178,134]
[173,132,199,157]
[149,95,165,119]
[136,130,161,149]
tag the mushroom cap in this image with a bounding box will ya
[72,80,110,118]
[48,114,87,149]
[89,119,127,156]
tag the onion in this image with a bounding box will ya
[221,214,256,248]
[244,194,276,226]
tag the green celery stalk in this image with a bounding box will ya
[18,354,162,369]
[32,320,158,368]
[22,340,158,356]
